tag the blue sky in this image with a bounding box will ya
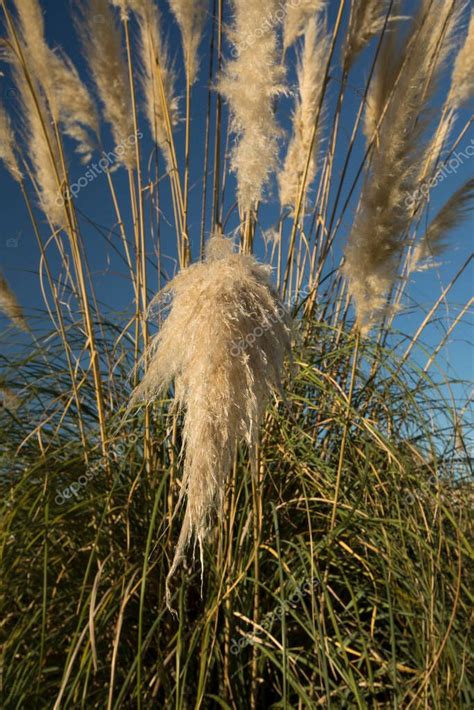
[0,0,472,423]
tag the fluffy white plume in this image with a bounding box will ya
[133,0,178,166]
[0,272,29,332]
[79,0,136,169]
[218,0,285,214]
[130,236,291,607]
[448,10,474,108]
[0,102,22,182]
[13,0,98,163]
[345,0,390,68]
[279,17,329,208]
[283,0,325,50]
[344,0,461,331]
[410,178,474,271]
[10,61,65,225]
[168,0,208,83]
[48,52,99,163]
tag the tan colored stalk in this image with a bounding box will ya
[422,297,473,374]
[3,1,108,460]
[199,0,217,258]
[399,254,472,368]
[121,12,149,365]
[183,70,191,260]
[19,180,89,458]
[168,0,208,251]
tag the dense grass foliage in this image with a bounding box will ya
[2,330,472,707]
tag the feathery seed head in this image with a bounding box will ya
[168,0,208,84]
[133,0,179,166]
[283,0,326,50]
[345,0,463,331]
[410,178,474,272]
[0,273,29,332]
[0,102,22,182]
[345,0,390,68]
[13,0,98,163]
[130,236,291,605]
[279,17,329,209]
[218,0,285,214]
[448,10,474,108]
[9,60,66,225]
[79,0,136,169]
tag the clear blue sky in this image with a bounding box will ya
[0,0,472,420]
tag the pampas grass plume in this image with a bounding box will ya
[279,17,329,208]
[410,178,474,271]
[169,0,208,83]
[0,273,29,332]
[130,236,291,607]
[133,0,178,166]
[345,0,390,67]
[448,10,474,108]
[79,0,136,169]
[0,102,22,182]
[344,0,461,331]
[282,0,325,50]
[218,0,285,214]
[13,0,98,163]
[10,62,65,225]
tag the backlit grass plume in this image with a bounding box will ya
[282,0,325,50]
[279,17,329,209]
[448,9,474,108]
[168,0,208,83]
[410,178,474,271]
[11,62,65,225]
[12,0,98,164]
[0,102,22,182]
[130,236,291,606]
[0,272,28,332]
[78,0,136,169]
[344,0,460,331]
[344,0,390,68]
[218,0,285,215]
[133,0,178,166]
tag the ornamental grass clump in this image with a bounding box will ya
[1,0,474,705]
[131,235,291,604]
